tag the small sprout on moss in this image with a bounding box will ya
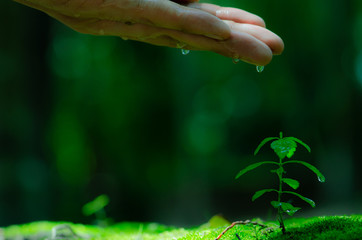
[235,132,325,234]
[82,194,111,227]
[135,224,144,240]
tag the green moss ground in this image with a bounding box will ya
[2,215,361,240]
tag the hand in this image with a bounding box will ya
[13,0,283,65]
[186,2,284,65]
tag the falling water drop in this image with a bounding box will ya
[181,49,190,55]
[318,176,326,183]
[232,58,240,64]
[256,66,264,73]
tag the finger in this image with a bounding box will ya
[186,3,266,27]
[225,22,284,55]
[165,29,273,65]
[127,0,231,40]
[93,19,273,65]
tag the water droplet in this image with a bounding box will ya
[256,66,264,73]
[318,176,325,182]
[181,49,190,55]
[232,58,240,64]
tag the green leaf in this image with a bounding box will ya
[270,138,297,159]
[270,201,301,215]
[280,202,301,216]
[254,137,279,155]
[252,189,277,201]
[283,160,325,182]
[285,137,311,153]
[282,178,300,190]
[235,161,279,179]
[270,201,281,208]
[283,191,316,207]
[82,194,110,216]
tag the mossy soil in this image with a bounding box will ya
[2,215,361,240]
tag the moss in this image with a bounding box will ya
[268,215,362,240]
[2,215,361,240]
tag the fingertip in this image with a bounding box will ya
[227,32,273,66]
[272,36,284,55]
[255,16,266,28]
[211,19,231,40]
[251,47,273,66]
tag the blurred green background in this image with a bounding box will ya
[0,0,361,227]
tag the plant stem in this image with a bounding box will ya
[277,158,286,234]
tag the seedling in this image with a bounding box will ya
[82,194,112,227]
[235,132,325,234]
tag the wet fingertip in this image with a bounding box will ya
[275,38,285,55]
[251,48,273,66]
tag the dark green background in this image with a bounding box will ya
[0,0,361,227]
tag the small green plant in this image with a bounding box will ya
[82,194,112,227]
[235,132,325,234]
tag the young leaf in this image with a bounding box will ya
[282,178,300,190]
[235,161,279,179]
[283,191,316,207]
[270,201,281,208]
[283,160,325,182]
[254,137,279,155]
[270,167,285,175]
[82,194,110,216]
[252,189,277,201]
[270,138,297,159]
[279,202,301,216]
[285,137,311,153]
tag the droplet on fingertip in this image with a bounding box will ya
[181,49,190,55]
[232,58,240,64]
[256,66,265,73]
